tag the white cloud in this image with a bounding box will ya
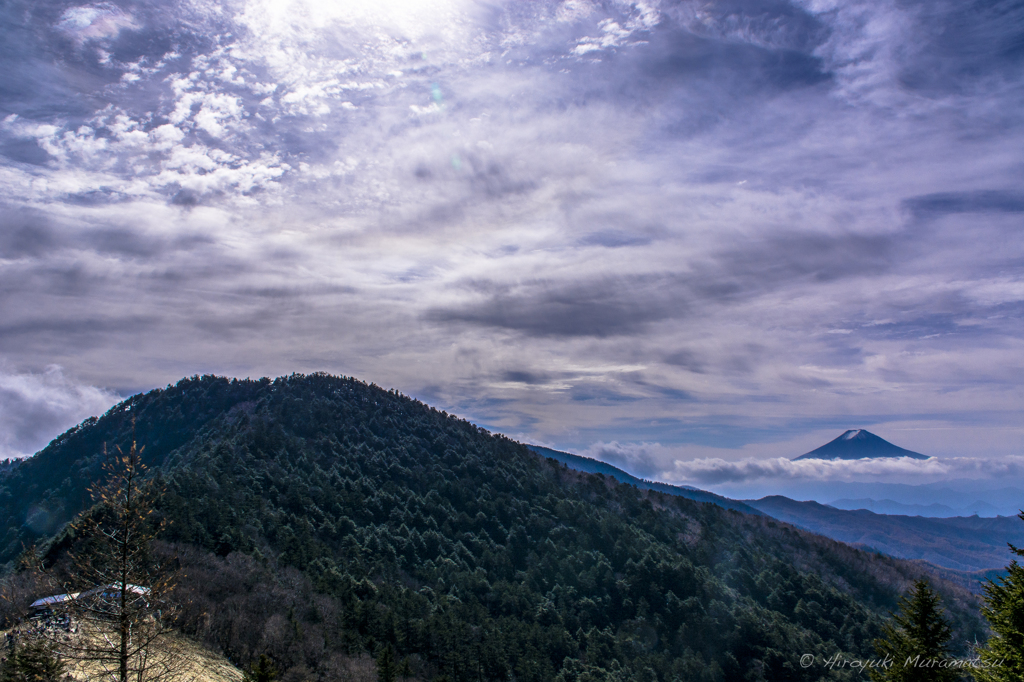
[192,93,247,138]
[572,4,660,56]
[0,365,120,460]
[664,455,947,485]
[793,0,925,109]
[580,440,674,477]
[556,0,596,24]
[660,453,1024,487]
[57,4,140,44]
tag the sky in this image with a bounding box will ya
[1,0,1023,499]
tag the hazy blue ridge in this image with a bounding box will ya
[829,497,1002,518]
[771,481,1024,517]
[527,445,764,516]
[745,496,1024,573]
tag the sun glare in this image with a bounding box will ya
[248,0,472,38]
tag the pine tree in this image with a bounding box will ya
[397,656,412,682]
[242,654,279,682]
[376,644,396,682]
[869,579,960,682]
[973,512,1024,682]
[0,639,65,682]
[56,425,182,682]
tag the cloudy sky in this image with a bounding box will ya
[2,0,1023,496]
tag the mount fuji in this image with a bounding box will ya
[793,429,929,461]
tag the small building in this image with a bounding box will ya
[77,584,150,601]
[29,592,79,614]
[29,584,150,615]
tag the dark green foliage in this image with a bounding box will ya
[0,375,264,560]
[974,513,1024,682]
[397,656,411,681]
[242,654,279,682]
[0,459,20,479]
[1,374,988,682]
[869,580,959,682]
[0,639,65,682]
[376,644,396,682]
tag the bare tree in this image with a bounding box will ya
[52,427,185,682]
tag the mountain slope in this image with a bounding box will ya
[0,623,244,682]
[0,374,989,682]
[527,443,1018,574]
[527,445,762,515]
[0,376,267,558]
[745,496,1024,572]
[794,429,928,460]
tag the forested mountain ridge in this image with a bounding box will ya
[524,445,1024,575]
[0,374,988,681]
[526,445,762,516]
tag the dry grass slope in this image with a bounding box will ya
[3,624,243,682]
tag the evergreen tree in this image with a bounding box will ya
[242,654,279,682]
[869,579,959,682]
[376,645,396,682]
[0,639,65,682]
[397,657,412,682]
[974,512,1024,682]
[56,425,184,682]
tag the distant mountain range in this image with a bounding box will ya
[745,496,1024,574]
[733,480,1024,518]
[829,497,1002,517]
[530,444,1022,576]
[793,429,928,460]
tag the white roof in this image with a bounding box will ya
[29,592,79,609]
[30,584,150,609]
[78,584,151,598]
